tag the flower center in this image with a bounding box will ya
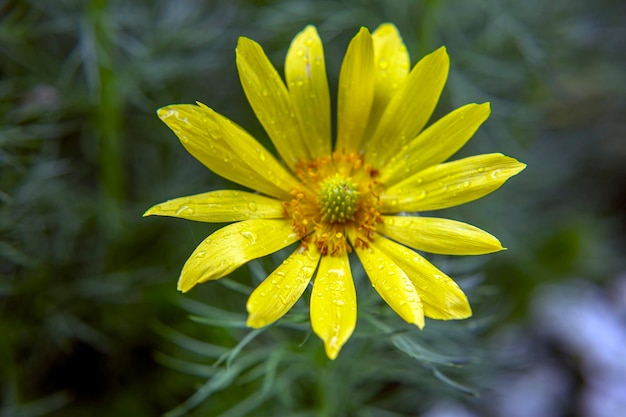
[285,151,383,256]
[318,175,359,223]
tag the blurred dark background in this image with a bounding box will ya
[1,0,625,416]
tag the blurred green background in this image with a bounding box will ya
[2,0,625,416]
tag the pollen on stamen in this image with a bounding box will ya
[284,151,383,256]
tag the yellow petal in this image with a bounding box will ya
[351,233,424,328]
[144,190,285,222]
[380,103,491,186]
[379,216,504,255]
[310,252,357,360]
[285,25,331,159]
[158,104,298,200]
[365,47,449,167]
[382,153,527,212]
[178,219,299,292]
[335,27,375,153]
[373,234,471,320]
[246,244,320,328]
[364,23,410,140]
[236,37,309,169]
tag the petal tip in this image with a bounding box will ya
[177,274,198,293]
[432,45,448,58]
[324,343,340,360]
[320,332,351,360]
[236,36,258,55]
[156,106,172,120]
[373,22,399,35]
[246,315,267,329]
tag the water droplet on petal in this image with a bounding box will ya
[240,231,256,244]
[248,201,257,211]
[176,205,195,215]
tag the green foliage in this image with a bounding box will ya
[1,0,624,416]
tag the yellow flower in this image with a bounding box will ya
[145,24,525,359]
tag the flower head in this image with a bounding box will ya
[145,24,525,359]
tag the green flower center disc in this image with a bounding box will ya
[318,175,359,223]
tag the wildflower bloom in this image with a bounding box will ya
[145,24,525,359]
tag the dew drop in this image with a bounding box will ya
[379,59,389,70]
[240,231,256,244]
[491,169,502,179]
[333,299,345,306]
[195,251,207,258]
[463,181,471,188]
[262,88,269,96]
[304,37,313,46]
[296,49,304,57]
[176,205,195,215]
[248,201,257,211]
